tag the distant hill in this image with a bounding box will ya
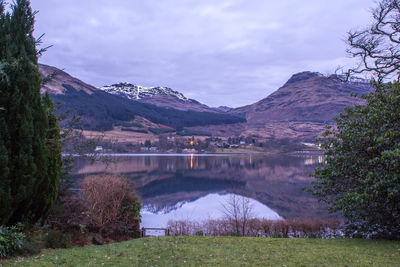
[39,64,245,131]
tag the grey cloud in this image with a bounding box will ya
[32,0,376,107]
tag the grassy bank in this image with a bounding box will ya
[1,237,399,266]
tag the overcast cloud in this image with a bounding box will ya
[31,0,375,107]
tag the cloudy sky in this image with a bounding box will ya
[31,0,376,108]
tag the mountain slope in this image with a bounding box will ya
[232,72,371,125]
[99,82,221,112]
[192,72,373,141]
[39,64,245,131]
[39,64,96,95]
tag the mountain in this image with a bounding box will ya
[99,82,221,112]
[39,64,373,142]
[232,71,371,124]
[39,64,96,95]
[191,72,373,141]
[38,64,245,132]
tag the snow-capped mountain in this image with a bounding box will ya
[99,82,189,102]
[99,82,223,113]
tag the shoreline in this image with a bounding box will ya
[63,150,324,157]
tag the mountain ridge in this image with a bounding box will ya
[230,71,371,124]
[38,64,245,131]
[99,82,223,113]
[39,63,373,141]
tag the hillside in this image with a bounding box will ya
[39,64,373,142]
[39,64,245,131]
[39,64,96,95]
[192,72,372,141]
[231,72,371,124]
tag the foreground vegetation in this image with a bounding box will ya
[1,237,399,266]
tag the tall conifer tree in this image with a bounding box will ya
[0,0,12,224]
[0,0,62,225]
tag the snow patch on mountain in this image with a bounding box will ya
[99,82,190,102]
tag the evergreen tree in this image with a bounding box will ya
[35,92,62,222]
[0,0,61,225]
[312,82,400,239]
[0,0,12,224]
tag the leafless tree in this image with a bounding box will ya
[346,0,400,82]
[220,194,254,236]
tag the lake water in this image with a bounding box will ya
[73,153,330,228]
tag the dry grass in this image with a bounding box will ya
[168,218,342,238]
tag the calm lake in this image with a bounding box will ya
[73,153,330,228]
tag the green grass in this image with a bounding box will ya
[1,237,399,266]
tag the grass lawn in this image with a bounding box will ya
[1,237,399,266]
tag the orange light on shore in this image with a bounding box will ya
[190,140,194,146]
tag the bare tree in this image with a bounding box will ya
[346,0,400,82]
[221,194,254,236]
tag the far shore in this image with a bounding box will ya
[62,150,324,157]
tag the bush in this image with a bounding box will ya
[229,231,241,237]
[167,218,343,238]
[195,231,204,236]
[272,232,283,238]
[0,224,25,258]
[44,230,71,249]
[17,236,40,256]
[80,174,141,238]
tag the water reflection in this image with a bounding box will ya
[142,193,282,228]
[73,154,331,224]
[304,155,325,165]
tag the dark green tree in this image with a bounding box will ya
[312,82,400,239]
[0,0,61,225]
[30,92,62,222]
[0,1,11,223]
[312,0,400,240]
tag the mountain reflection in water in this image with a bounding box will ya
[142,193,282,228]
[73,153,332,226]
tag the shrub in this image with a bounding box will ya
[80,174,141,238]
[272,232,283,238]
[195,231,204,236]
[167,218,343,238]
[44,230,71,249]
[17,237,40,256]
[0,224,25,258]
[229,231,241,237]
